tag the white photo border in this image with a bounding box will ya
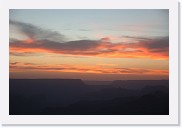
[0,0,179,125]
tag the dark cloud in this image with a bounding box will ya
[59,40,100,50]
[79,29,91,31]
[10,36,169,59]
[10,20,65,42]
[142,37,169,49]
[9,20,169,59]
[24,63,37,65]
[10,39,100,51]
[9,38,19,43]
[101,37,110,42]
[10,52,42,56]
[122,36,152,41]
[139,37,169,54]
[10,62,19,65]
[10,62,37,66]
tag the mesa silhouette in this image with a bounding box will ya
[9,79,169,115]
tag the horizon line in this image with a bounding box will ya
[9,78,169,81]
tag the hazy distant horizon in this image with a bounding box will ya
[9,78,169,81]
[9,78,169,86]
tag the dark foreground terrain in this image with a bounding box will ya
[9,79,169,115]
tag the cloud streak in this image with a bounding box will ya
[10,20,169,60]
[10,20,65,42]
[10,62,168,75]
[10,37,169,59]
[122,36,152,41]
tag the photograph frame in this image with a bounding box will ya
[0,0,179,125]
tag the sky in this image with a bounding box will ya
[9,9,169,80]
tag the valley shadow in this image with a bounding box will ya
[9,79,169,115]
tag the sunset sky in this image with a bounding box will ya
[9,9,169,80]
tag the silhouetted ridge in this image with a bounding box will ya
[84,80,112,85]
[10,79,85,86]
[141,85,169,94]
[9,79,169,115]
[112,80,169,89]
[42,91,169,115]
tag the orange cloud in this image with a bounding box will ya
[9,20,169,60]
[10,37,169,60]
[24,39,34,44]
[10,62,168,75]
